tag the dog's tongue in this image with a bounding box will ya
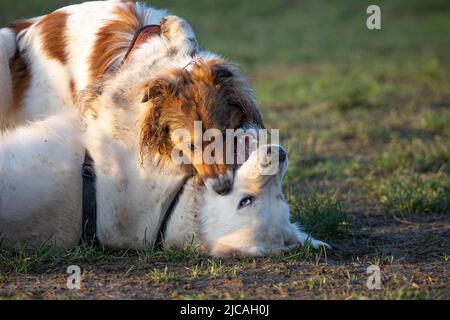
[123,25,162,63]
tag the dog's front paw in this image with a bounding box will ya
[296,230,332,251]
[310,239,332,250]
[161,16,198,55]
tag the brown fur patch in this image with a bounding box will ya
[9,20,34,34]
[70,79,77,103]
[89,2,142,82]
[9,51,31,111]
[37,11,69,64]
[7,20,34,113]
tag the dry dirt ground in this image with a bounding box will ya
[1,213,448,300]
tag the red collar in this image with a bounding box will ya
[122,25,161,63]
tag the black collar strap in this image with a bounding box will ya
[80,150,189,251]
[80,151,99,246]
[153,177,189,251]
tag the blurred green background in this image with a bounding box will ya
[1,1,449,107]
[1,0,449,218]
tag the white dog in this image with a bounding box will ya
[0,109,329,255]
[0,0,330,256]
[166,144,331,256]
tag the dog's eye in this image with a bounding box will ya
[238,196,254,210]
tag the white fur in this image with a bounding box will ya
[166,145,331,256]
[0,105,188,249]
[0,111,329,255]
[0,112,85,247]
[0,1,171,130]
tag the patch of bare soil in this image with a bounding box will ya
[1,214,449,300]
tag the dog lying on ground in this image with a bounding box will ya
[0,1,331,256]
[0,105,329,255]
[0,0,264,194]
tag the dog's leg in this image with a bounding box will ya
[0,28,16,124]
[296,229,332,250]
[160,16,199,56]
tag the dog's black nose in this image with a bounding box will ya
[213,180,232,195]
[279,148,287,162]
[213,177,233,196]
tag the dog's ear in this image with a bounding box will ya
[141,79,172,103]
[140,79,174,158]
[212,64,235,87]
[141,86,158,103]
[142,73,191,103]
[211,62,264,129]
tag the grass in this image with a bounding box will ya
[0,292,28,300]
[422,112,450,137]
[149,267,182,283]
[305,275,328,291]
[352,288,431,300]
[384,288,431,300]
[290,192,349,240]
[0,243,133,273]
[137,246,202,264]
[376,139,450,174]
[372,175,450,216]
[186,259,243,279]
[1,0,450,300]
[0,242,209,274]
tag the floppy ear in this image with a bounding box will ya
[211,62,264,129]
[140,79,173,158]
[141,79,171,103]
[212,64,235,87]
[142,72,191,103]
[141,87,155,103]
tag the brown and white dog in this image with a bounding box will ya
[0,0,264,194]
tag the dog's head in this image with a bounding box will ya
[140,59,264,195]
[198,144,304,257]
